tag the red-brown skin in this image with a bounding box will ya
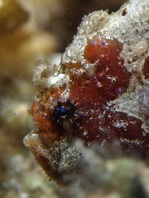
[31,87,68,145]
[143,58,149,79]
[32,38,149,152]
[30,38,149,183]
[67,39,147,150]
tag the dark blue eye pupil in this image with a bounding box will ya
[58,107,68,117]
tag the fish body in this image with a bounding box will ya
[24,0,149,185]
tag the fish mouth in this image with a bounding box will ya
[23,131,82,185]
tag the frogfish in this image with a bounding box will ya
[24,0,149,185]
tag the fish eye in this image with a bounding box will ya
[57,107,68,118]
[53,102,76,121]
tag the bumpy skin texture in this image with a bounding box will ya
[24,0,149,185]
